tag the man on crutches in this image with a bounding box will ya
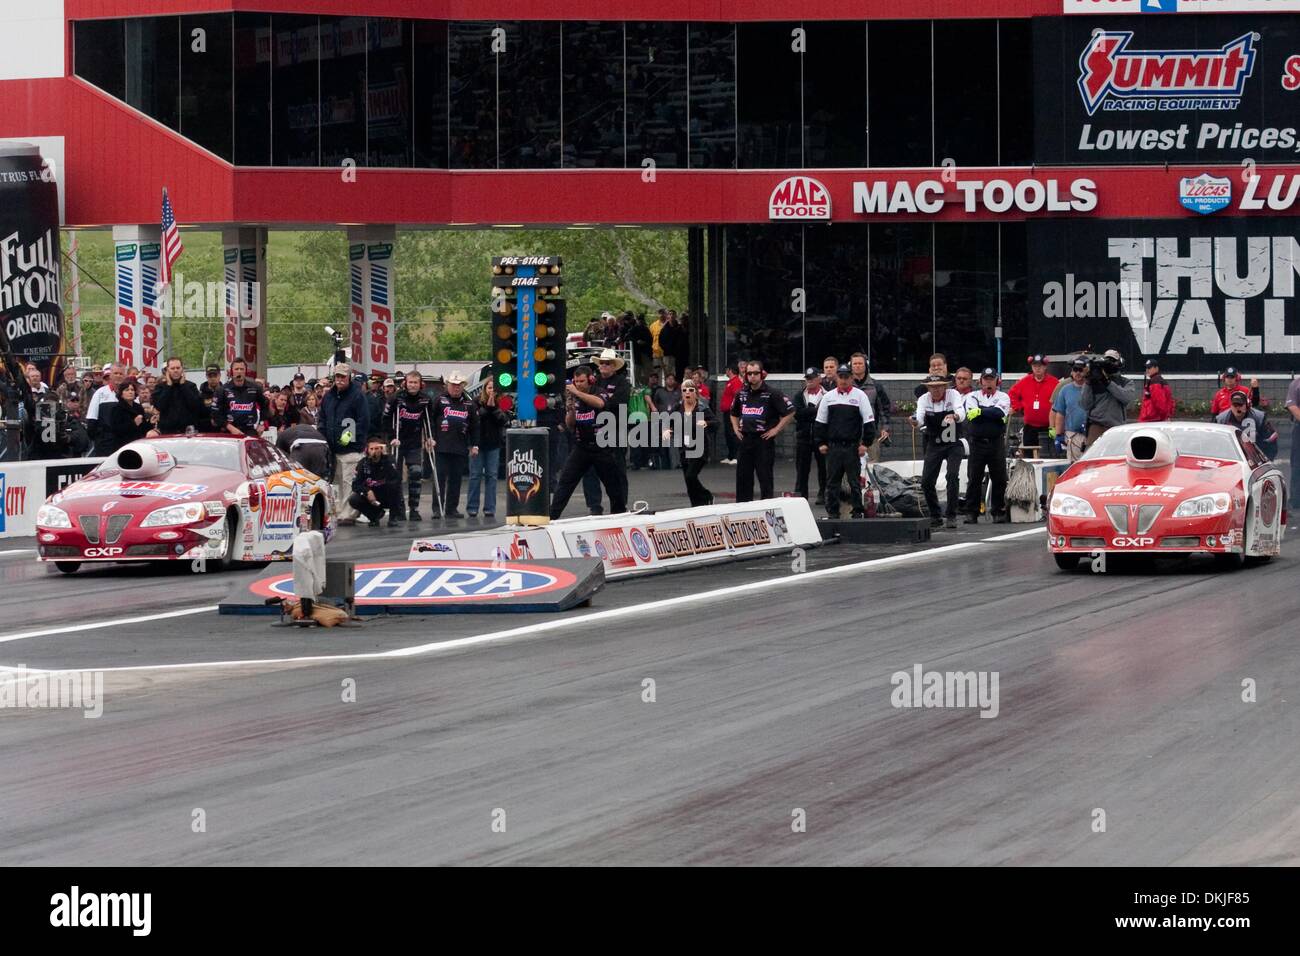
[386,371,435,523]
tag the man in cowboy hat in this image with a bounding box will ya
[588,348,631,509]
[912,373,965,529]
[430,369,479,518]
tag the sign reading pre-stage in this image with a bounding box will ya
[1035,14,1300,164]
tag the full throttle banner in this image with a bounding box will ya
[1029,217,1300,372]
[0,145,64,383]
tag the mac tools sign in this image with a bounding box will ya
[1035,15,1300,164]
[1029,217,1300,372]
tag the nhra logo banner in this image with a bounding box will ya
[1029,217,1300,372]
[1036,16,1300,164]
[251,561,575,604]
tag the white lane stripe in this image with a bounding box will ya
[0,606,217,645]
[0,530,1037,672]
[981,527,1047,542]
[0,549,34,557]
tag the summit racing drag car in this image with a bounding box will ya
[35,435,335,574]
[1047,423,1287,571]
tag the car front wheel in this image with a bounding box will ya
[1053,553,1080,571]
[55,561,81,574]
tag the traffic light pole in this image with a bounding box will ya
[515,265,539,425]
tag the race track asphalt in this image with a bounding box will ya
[1,470,1297,864]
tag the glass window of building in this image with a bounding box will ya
[934,223,999,369]
[562,22,624,168]
[998,20,1033,166]
[497,22,561,169]
[724,224,803,372]
[933,20,997,168]
[412,20,448,168]
[74,19,126,101]
[869,223,934,370]
[736,22,802,169]
[319,17,367,169]
[626,22,687,170]
[180,14,233,161]
[804,225,872,367]
[803,22,867,169]
[367,18,413,167]
[688,24,736,169]
[271,15,320,167]
[867,21,931,167]
[449,22,498,169]
[233,13,272,166]
[125,17,180,132]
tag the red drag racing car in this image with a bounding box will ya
[35,435,335,574]
[1047,423,1287,571]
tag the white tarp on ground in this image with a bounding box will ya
[409,497,821,579]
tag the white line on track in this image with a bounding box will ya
[0,527,1048,673]
[0,549,34,557]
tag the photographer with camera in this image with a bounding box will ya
[1079,349,1136,445]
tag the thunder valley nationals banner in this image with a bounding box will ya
[1034,14,1300,164]
[1028,217,1300,372]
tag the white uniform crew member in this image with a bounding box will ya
[815,364,877,519]
[962,368,1011,524]
[912,374,965,530]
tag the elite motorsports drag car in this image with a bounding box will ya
[35,435,335,573]
[1047,423,1287,571]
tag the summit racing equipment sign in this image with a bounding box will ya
[1065,1,1300,12]
[769,176,831,221]
[250,561,576,604]
[1077,30,1256,115]
[1036,17,1300,163]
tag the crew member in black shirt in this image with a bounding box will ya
[348,435,402,527]
[550,365,627,518]
[729,360,796,502]
[217,359,270,436]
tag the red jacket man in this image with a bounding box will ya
[1139,358,1175,422]
[1007,355,1058,448]
[1210,367,1257,416]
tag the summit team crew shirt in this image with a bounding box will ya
[731,384,795,435]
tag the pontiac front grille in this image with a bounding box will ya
[105,513,132,544]
[78,515,100,543]
[1137,506,1162,535]
[1104,505,1128,535]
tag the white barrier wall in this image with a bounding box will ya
[410,497,822,579]
[0,456,101,538]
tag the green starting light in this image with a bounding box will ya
[534,371,551,388]
[498,372,514,388]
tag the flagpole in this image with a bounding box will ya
[66,232,83,357]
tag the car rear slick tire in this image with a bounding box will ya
[1053,553,1080,571]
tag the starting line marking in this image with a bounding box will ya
[0,527,1048,674]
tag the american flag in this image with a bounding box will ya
[159,188,183,288]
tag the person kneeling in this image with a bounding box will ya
[348,435,402,527]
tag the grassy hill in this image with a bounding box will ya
[64,227,688,369]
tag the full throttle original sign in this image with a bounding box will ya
[1036,15,1300,163]
[0,145,64,381]
[1030,217,1300,372]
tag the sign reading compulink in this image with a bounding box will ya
[0,142,64,384]
[1036,15,1300,164]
